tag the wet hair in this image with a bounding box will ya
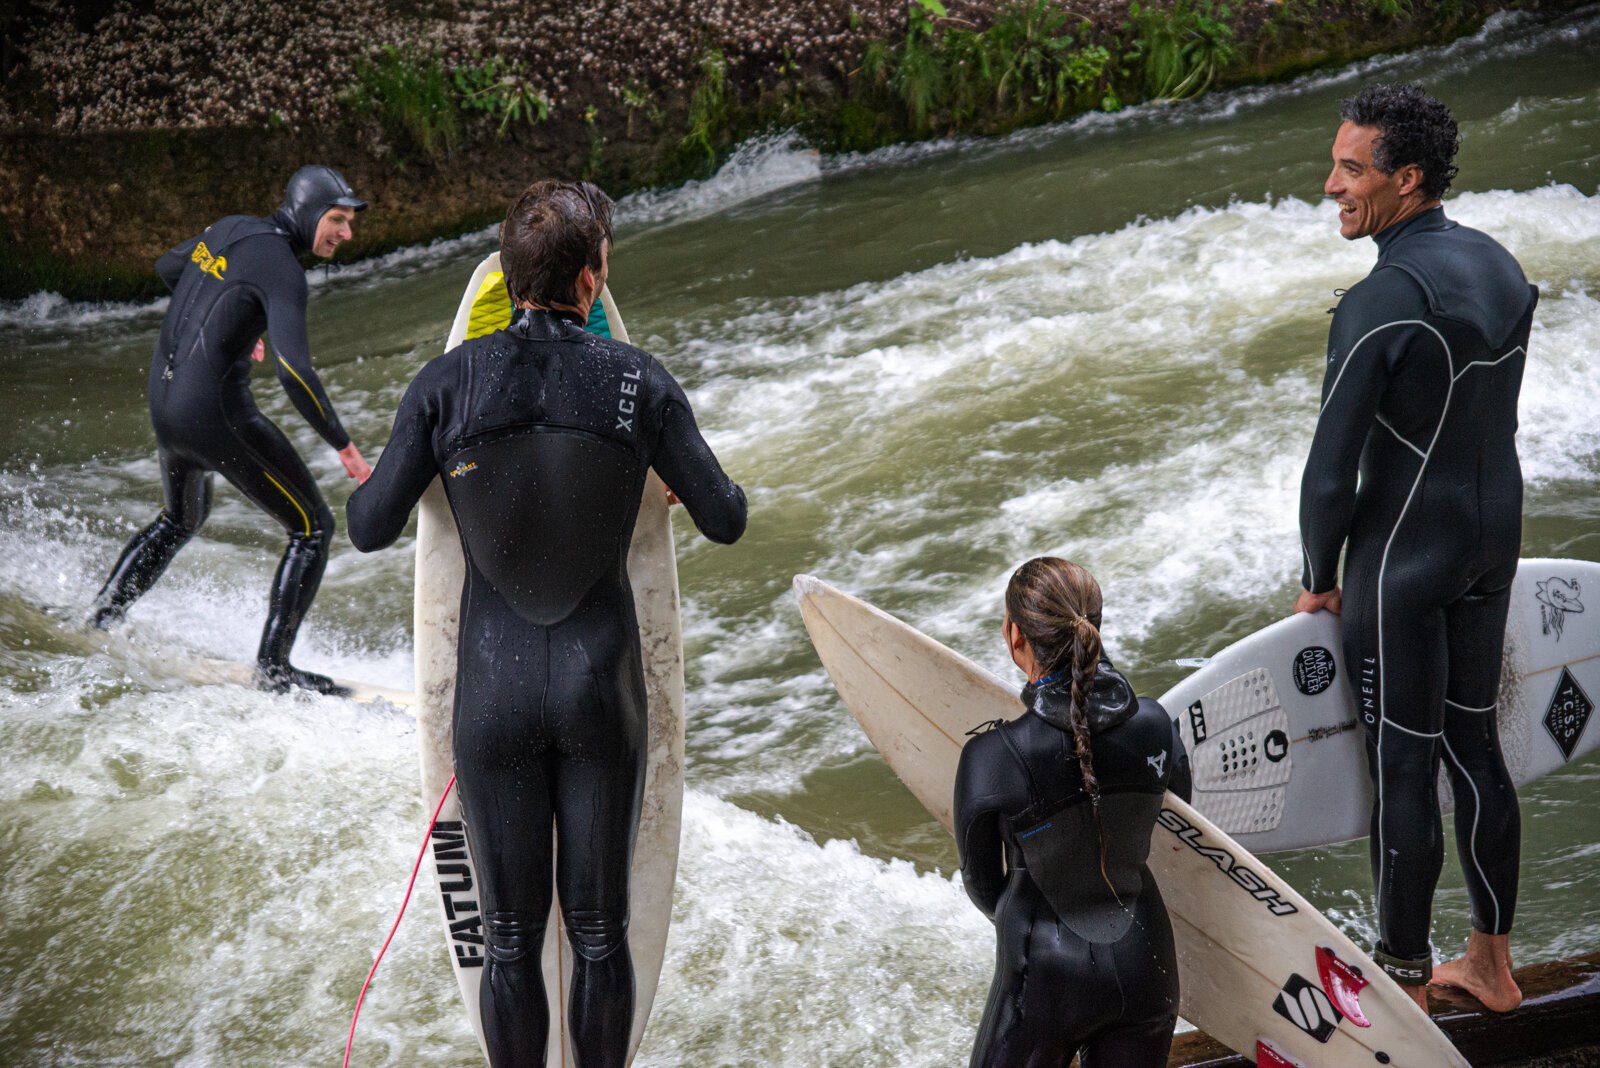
[1005,557,1105,800]
[500,179,615,309]
[1339,83,1460,200]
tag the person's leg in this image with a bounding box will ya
[1344,554,1448,1010]
[1433,579,1522,1010]
[970,884,1098,1068]
[453,630,557,1067]
[1077,1015,1177,1068]
[1079,883,1179,1068]
[552,659,646,1068]
[89,450,211,628]
[208,412,342,693]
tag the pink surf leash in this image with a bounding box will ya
[343,774,456,1067]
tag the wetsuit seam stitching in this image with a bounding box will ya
[221,408,319,536]
[1374,413,1427,459]
[1373,318,1454,885]
[1450,345,1524,383]
[1318,319,1422,416]
[1440,734,1500,930]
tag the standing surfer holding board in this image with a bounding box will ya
[347,180,746,1067]
[955,558,1191,1067]
[88,165,374,695]
[1294,83,1537,1013]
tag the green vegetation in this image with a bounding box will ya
[859,0,1126,135]
[344,46,553,161]
[453,55,553,136]
[1123,0,1237,101]
[347,45,459,160]
[682,49,731,167]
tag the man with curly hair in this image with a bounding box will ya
[1293,83,1537,1014]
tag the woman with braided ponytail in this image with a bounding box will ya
[953,557,1192,1067]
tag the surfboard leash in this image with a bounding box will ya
[343,774,457,1068]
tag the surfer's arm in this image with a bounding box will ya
[263,252,351,451]
[1298,272,1419,593]
[954,734,1010,921]
[347,363,446,552]
[155,235,201,291]
[1167,711,1193,804]
[650,367,747,545]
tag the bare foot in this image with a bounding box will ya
[1399,982,1430,1014]
[1431,930,1522,1012]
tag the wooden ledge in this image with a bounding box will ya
[1169,953,1600,1067]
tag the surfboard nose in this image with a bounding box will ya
[792,573,827,600]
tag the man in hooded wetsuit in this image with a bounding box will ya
[89,165,373,695]
[346,180,746,1067]
[1294,84,1537,1013]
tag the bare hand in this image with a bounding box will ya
[1293,586,1342,616]
[339,443,372,484]
[252,338,266,363]
[665,484,681,507]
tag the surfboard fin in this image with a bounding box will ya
[1316,944,1372,1027]
[1255,1039,1304,1068]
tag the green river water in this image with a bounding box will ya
[1,9,1598,1065]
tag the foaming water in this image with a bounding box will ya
[3,13,1600,1064]
[619,133,825,230]
[665,186,1600,801]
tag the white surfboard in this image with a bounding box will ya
[417,254,685,1065]
[793,574,1467,1068]
[1160,558,1600,854]
[11,597,416,710]
[188,658,415,709]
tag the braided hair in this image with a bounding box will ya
[1004,557,1106,802]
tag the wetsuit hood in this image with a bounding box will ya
[1021,661,1137,734]
[271,165,367,255]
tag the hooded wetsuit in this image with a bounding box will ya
[954,663,1191,1068]
[1299,206,1537,980]
[90,166,366,694]
[346,308,746,1068]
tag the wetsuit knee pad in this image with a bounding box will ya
[561,907,630,962]
[485,910,548,966]
[292,524,334,557]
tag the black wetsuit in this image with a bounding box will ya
[954,663,1192,1068]
[346,308,746,1068]
[1299,206,1537,977]
[92,208,354,692]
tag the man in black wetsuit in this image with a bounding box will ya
[346,180,746,1067]
[89,165,373,695]
[1294,84,1536,1013]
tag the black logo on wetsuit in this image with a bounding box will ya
[1536,577,1584,642]
[1292,646,1336,696]
[1272,972,1343,1042]
[1264,730,1289,762]
[1188,701,1208,745]
[1543,667,1594,762]
[431,820,485,968]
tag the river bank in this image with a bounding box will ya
[0,0,1588,301]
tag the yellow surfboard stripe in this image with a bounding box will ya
[465,271,513,341]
